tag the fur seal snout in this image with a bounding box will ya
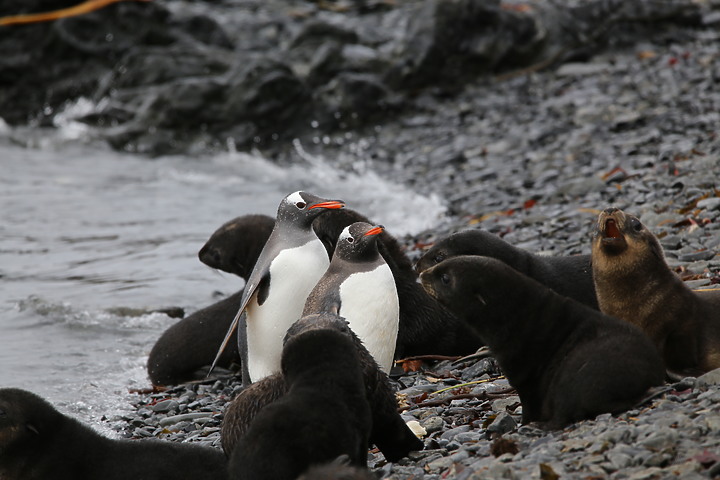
[592,207,720,376]
[420,256,665,429]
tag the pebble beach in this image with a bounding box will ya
[110,6,720,478]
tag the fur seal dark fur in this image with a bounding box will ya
[221,313,422,461]
[420,256,665,429]
[416,229,597,309]
[0,388,227,480]
[147,215,274,385]
[228,316,372,480]
[591,207,720,375]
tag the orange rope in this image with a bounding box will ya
[0,0,151,26]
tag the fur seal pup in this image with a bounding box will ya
[416,229,597,309]
[228,318,372,480]
[221,313,422,461]
[0,388,227,480]
[198,214,275,278]
[420,256,665,429]
[148,215,275,386]
[311,208,484,358]
[212,191,345,384]
[303,222,399,373]
[591,207,720,375]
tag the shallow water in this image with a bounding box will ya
[0,127,446,432]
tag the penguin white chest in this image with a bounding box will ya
[245,240,329,382]
[338,263,399,373]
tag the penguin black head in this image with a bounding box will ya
[276,191,345,229]
[334,222,383,263]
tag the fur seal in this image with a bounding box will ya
[148,215,275,386]
[0,388,227,480]
[228,317,372,480]
[420,256,665,428]
[212,191,345,384]
[221,312,422,461]
[416,229,597,309]
[591,207,720,375]
[198,214,275,278]
[303,222,399,373]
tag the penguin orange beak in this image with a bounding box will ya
[364,226,384,236]
[309,200,345,210]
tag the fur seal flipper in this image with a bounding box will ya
[221,313,422,461]
[416,229,597,309]
[228,317,372,480]
[592,207,720,375]
[420,256,665,429]
[0,388,227,480]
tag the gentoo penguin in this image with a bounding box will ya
[148,214,274,386]
[303,222,399,373]
[312,209,484,358]
[211,191,344,384]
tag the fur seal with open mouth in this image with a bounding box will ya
[592,207,720,376]
[420,255,665,429]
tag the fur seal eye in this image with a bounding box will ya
[440,273,451,285]
[434,253,446,264]
[0,408,5,416]
[295,201,307,209]
[630,218,643,232]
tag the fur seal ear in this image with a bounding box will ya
[26,423,40,435]
[475,293,487,307]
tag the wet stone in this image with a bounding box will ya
[151,399,179,413]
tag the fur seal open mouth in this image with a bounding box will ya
[600,217,627,251]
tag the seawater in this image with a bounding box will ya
[0,128,446,434]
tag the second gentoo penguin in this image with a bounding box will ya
[211,191,344,384]
[303,222,399,373]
